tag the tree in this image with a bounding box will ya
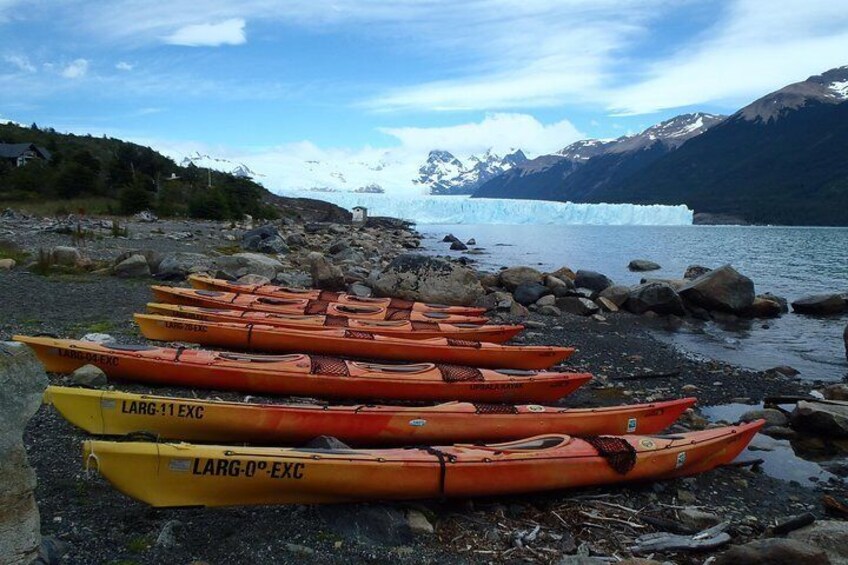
[119,178,153,214]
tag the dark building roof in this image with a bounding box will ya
[0,143,51,161]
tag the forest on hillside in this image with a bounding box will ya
[0,122,277,220]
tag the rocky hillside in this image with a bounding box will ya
[472,113,724,201]
[592,67,848,225]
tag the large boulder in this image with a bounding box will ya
[544,275,575,297]
[678,265,755,314]
[216,253,284,280]
[628,259,661,272]
[743,296,783,318]
[307,253,345,291]
[625,282,685,316]
[50,246,85,267]
[791,294,847,315]
[0,344,48,564]
[789,520,848,564]
[113,254,150,278]
[556,297,599,316]
[574,270,613,293]
[513,283,550,306]
[242,225,289,254]
[790,400,848,437]
[372,254,485,306]
[499,267,543,291]
[715,538,830,565]
[157,252,214,280]
[599,285,631,307]
[683,264,712,279]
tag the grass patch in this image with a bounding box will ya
[0,240,29,263]
[126,536,150,554]
[215,244,242,255]
[0,197,120,217]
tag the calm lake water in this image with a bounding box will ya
[419,224,848,381]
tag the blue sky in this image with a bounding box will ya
[2,0,848,192]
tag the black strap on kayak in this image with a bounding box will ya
[414,447,457,497]
[174,346,186,361]
[583,436,637,475]
[246,324,254,347]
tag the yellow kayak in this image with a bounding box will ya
[82,421,763,507]
[44,386,696,446]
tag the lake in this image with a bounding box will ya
[418,224,848,381]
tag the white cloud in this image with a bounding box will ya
[607,0,848,114]
[4,54,35,73]
[61,58,88,79]
[115,61,134,71]
[380,113,582,156]
[144,113,583,195]
[164,18,246,47]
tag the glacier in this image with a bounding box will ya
[280,192,693,226]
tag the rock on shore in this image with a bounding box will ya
[372,254,484,306]
[678,265,755,314]
[0,344,48,564]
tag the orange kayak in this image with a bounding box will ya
[46,386,696,445]
[82,421,764,506]
[152,286,489,324]
[188,274,487,315]
[134,314,573,370]
[17,336,589,402]
[146,303,523,344]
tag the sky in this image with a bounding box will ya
[2,0,848,193]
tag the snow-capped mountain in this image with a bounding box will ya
[738,66,848,122]
[180,151,259,179]
[415,148,529,195]
[473,112,725,201]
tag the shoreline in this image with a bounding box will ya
[1,211,846,563]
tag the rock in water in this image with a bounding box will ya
[0,344,48,564]
[714,538,829,565]
[625,282,685,316]
[791,294,847,315]
[499,267,543,291]
[790,400,848,437]
[372,254,484,306]
[789,520,848,564]
[628,259,661,272]
[678,265,755,314]
[513,283,550,306]
[574,270,613,293]
[113,254,151,278]
[449,240,468,251]
[683,265,712,279]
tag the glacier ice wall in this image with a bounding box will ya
[281,192,693,226]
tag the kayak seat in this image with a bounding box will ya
[195,290,226,297]
[353,362,433,373]
[304,435,352,450]
[219,352,302,363]
[103,344,157,352]
[583,436,637,475]
[257,297,303,306]
[310,355,350,377]
[494,369,539,377]
[437,364,484,383]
